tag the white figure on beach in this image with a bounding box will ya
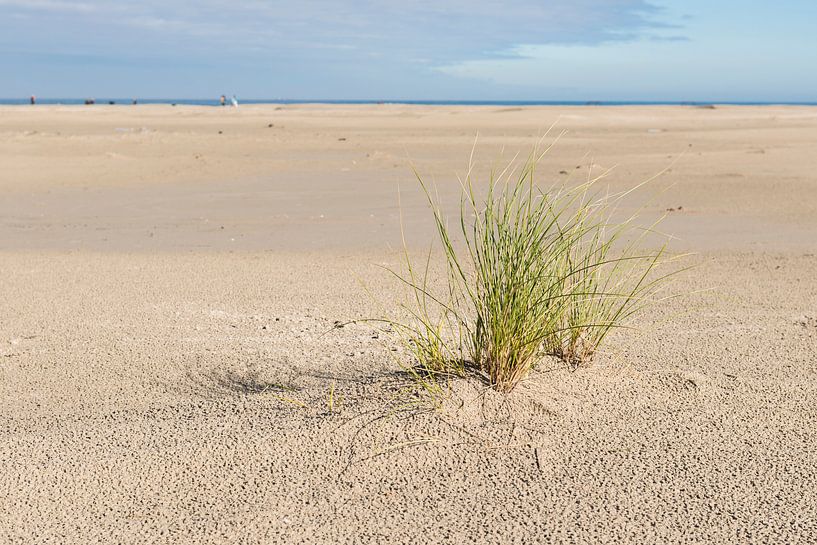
[231,95,239,108]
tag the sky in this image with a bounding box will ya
[1,0,816,101]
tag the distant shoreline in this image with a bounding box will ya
[2,98,816,107]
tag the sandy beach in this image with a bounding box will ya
[2,104,816,543]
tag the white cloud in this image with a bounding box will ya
[0,0,690,98]
[0,0,671,62]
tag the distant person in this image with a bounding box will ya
[30,95,36,105]
[132,98,138,105]
[231,95,239,108]
[220,95,226,106]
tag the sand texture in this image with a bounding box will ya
[1,105,816,543]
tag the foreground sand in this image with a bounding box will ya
[1,105,816,543]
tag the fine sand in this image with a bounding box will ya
[1,105,816,543]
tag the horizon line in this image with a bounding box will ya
[2,97,817,106]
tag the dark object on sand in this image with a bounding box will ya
[30,95,36,105]
[85,98,95,105]
[109,101,115,105]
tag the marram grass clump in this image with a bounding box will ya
[387,142,682,394]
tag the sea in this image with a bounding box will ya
[1,99,815,107]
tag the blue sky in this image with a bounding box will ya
[1,0,815,100]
